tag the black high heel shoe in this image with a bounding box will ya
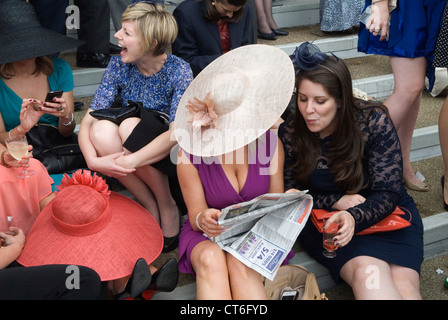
[141,258,179,299]
[150,258,179,292]
[441,176,448,211]
[258,31,277,40]
[271,28,289,36]
[117,258,152,299]
[163,234,179,253]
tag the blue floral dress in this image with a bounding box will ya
[279,100,424,282]
[90,55,193,122]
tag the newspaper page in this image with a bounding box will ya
[211,191,313,280]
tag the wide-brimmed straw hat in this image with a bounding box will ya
[173,44,295,157]
[0,0,83,65]
[17,170,163,281]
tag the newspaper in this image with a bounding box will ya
[210,191,313,280]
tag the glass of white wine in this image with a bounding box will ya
[5,134,34,178]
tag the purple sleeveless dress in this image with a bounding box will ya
[178,130,294,275]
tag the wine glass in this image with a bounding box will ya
[5,134,34,178]
[322,213,338,258]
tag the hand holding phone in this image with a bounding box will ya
[45,90,63,102]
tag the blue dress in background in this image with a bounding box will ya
[358,0,446,90]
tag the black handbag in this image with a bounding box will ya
[89,100,141,125]
[26,123,87,174]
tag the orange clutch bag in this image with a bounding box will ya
[311,206,412,235]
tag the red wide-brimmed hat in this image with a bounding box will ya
[17,170,163,281]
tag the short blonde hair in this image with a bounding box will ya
[122,3,178,56]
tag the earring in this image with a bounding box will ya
[212,1,215,5]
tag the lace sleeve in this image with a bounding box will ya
[347,105,402,233]
[279,118,300,191]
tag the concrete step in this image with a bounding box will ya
[272,0,320,29]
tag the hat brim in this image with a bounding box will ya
[17,192,163,281]
[0,27,83,65]
[173,44,295,157]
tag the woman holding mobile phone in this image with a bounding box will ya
[0,0,82,146]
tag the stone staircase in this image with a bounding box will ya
[66,0,448,299]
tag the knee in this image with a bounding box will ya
[394,80,425,101]
[90,120,116,145]
[193,245,227,279]
[119,117,140,141]
[341,256,383,287]
[391,267,421,299]
[90,121,122,153]
[226,254,253,279]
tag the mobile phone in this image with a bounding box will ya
[280,290,298,300]
[45,90,63,102]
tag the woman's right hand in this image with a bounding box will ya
[366,1,390,41]
[332,194,366,211]
[19,99,45,132]
[196,208,223,237]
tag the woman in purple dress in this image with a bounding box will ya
[173,44,295,299]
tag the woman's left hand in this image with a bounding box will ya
[326,211,355,248]
[42,96,71,120]
[114,153,136,170]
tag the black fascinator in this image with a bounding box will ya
[290,42,329,74]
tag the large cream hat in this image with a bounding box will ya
[173,44,295,157]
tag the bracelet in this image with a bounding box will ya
[195,211,204,232]
[61,112,74,126]
[1,151,11,168]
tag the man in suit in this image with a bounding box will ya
[172,0,252,77]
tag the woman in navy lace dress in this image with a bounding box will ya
[280,43,423,299]
[78,2,193,252]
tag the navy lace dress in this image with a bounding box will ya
[279,100,424,282]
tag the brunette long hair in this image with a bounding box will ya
[291,56,366,193]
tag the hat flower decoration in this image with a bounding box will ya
[186,92,219,132]
[57,169,110,197]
